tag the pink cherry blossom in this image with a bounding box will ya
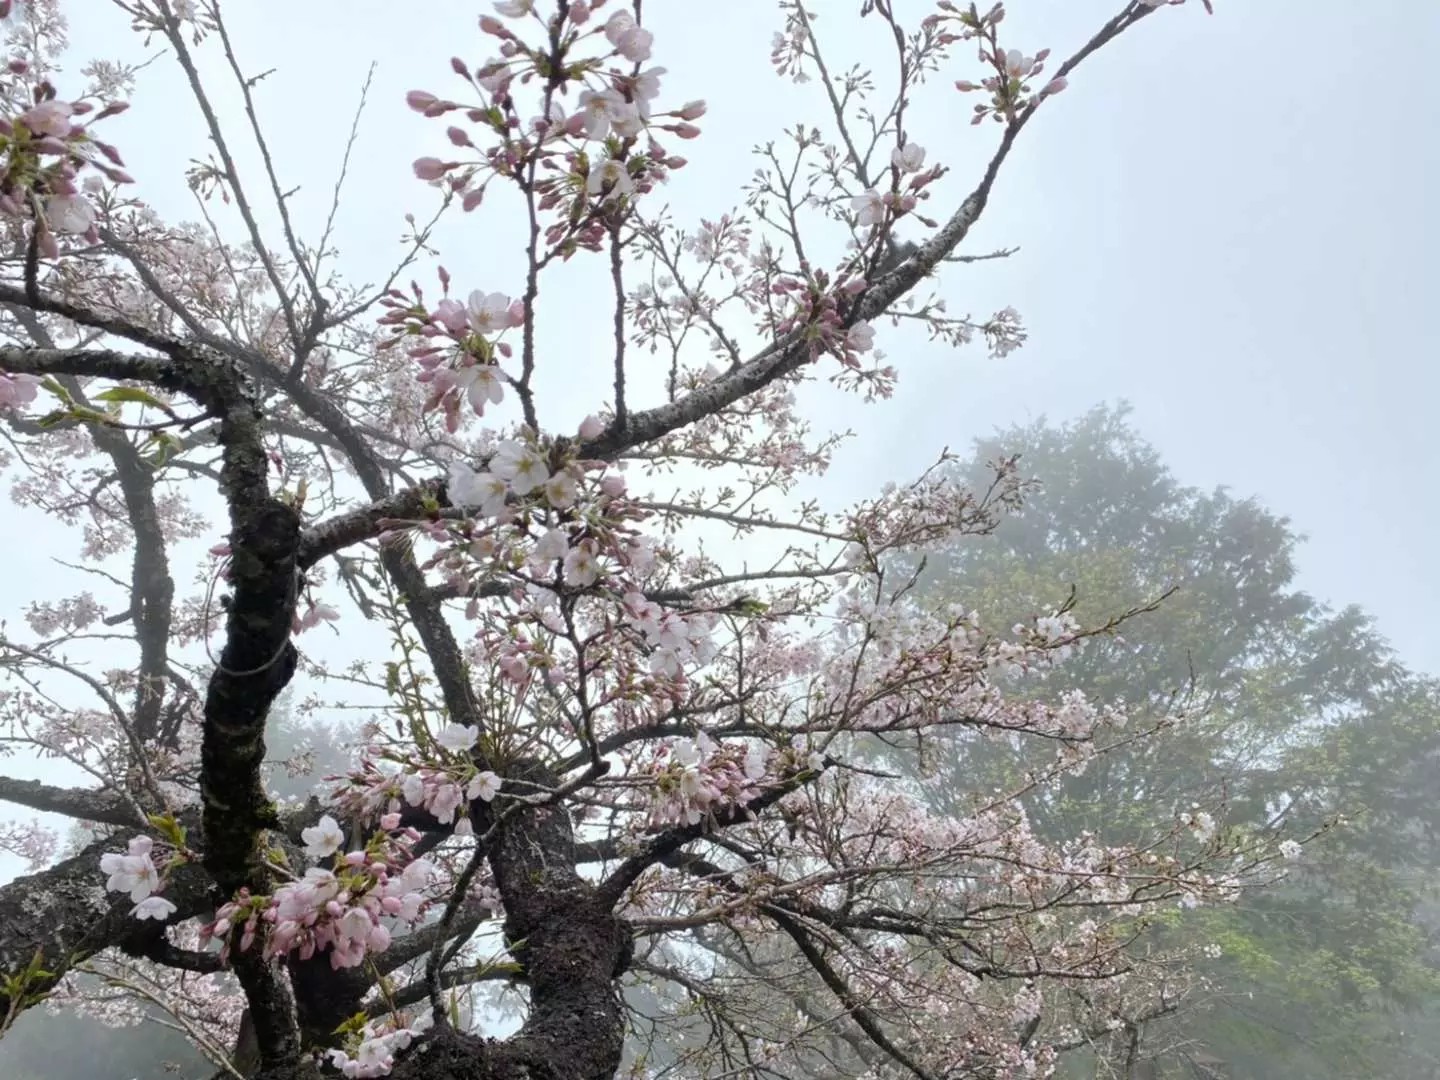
[847,322,876,353]
[587,158,634,202]
[412,157,449,181]
[447,461,509,514]
[45,194,95,235]
[891,141,926,172]
[467,771,501,802]
[604,10,654,62]
[435,722,478,752]
[465,290,523,334]
[0,371,40,408]
[852,188,885,227]
[132,894,177,920]
[563,539,602,587]
[21,99,72,137]
[301,814,345,858]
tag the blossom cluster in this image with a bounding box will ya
[405,5,704,254]
[329,724,500,838]
[646,731,773,827]
[198,818,437,971]
[0,42,134,395]
[326,1014,433,1079]
[0,83,132,246]
[99,834,178,921]
[924,3,1068,124]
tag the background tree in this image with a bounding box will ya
[0,3,1289,1080]
[907,404,1440,1078]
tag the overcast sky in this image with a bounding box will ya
[68,0,1436,671]
[1,0,1436,883]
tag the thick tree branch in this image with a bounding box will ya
[0,776,139,827]
[0,827,213,1020]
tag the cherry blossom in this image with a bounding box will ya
[604,10,653,62]
[446,361,506,414]
[577,88,636,140]
[852,188,885,226]
[468,770,501,802]
[294,601,341,634]
[587,157,634,202]
[435,722,478,753]
[301,814,346,858]
[0,371,41,408]
[45,194,96,235]
[847,321,876,352]
[465,290,523,334]
[891,141,927,172]
[489,438,549,495]
[328,1015,431,1079]
[131,894,177,921]
[100,836,162,903]
[446,460,508,514]
[562,539,601,587]
[20,99,72,137]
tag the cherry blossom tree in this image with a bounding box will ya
[0,1,1284,1078]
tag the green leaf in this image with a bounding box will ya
[92,386,175,415]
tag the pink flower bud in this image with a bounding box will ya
[578,414,604,439]
[380,812,402,831]
[671,122,702,140]
[406,90,438,112]
[413,157,450,181]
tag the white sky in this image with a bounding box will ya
[1,0,1436,885]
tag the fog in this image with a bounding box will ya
[0,0,1436,1077]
